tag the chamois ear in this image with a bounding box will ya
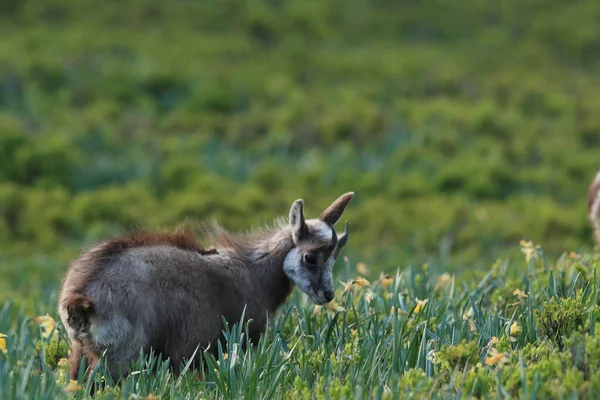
[320,192,354,226]
[289,199,308,243]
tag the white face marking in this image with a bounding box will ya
[283,248,334,305]
[283,249,311,293]
[306,219,333,241]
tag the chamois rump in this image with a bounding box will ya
[58,192,354,382]
[589,171,600,244]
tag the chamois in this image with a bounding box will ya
[58,192,354,382]
[589,171,600,244]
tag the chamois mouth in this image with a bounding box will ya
[311,288,331,305]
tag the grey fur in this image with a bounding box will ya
[58,192,354,381]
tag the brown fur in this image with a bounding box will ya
[88,229,219,257]
[69,341,100,382]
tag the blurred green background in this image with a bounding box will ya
[1,0,599,310]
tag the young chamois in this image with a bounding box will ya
[58,192,354,382]
[589,171,600,244]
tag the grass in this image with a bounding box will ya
[3,1,600,309]
[1,242,599,399]
[2,2,600,398]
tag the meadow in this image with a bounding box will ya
[2,244,600,399]
[1,0,600,398]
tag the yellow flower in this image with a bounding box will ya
[437,273,452,285]
[222,353,228,360]
[519,239,532,248]
[351,329,358,338]
[390,306,407,316]
[145,395,160,400]
[485,348,508,366]
[513,288,528,299]
[510,321,521,336]
[487,336,499,348]
[33,314,57,339]
[521,248,537,263]
[312,305,323,316]
[356,262,370,276]
[426,350,437,363]
[365,291,374,304]
[354,276,370,288]
[386,292,394,300]
[469,320,477,332]
[65,380,82,392]
[462,307,474,321]
[569,251,580,260]
[519,240,539,263]
[379,274,394,289]
[0,333,6,355]
[327,301,345,313]
[434,273,453,291]
[413,298,428,314]
[340,280,354,293]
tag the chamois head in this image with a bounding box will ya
[283,192,354,305]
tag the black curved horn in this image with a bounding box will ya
[330,225,338,249]
[333,221,349,258]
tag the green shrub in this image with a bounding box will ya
[535,296,586,349]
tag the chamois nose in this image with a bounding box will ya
[324,290,334,302]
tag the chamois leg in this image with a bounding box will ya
[69,340,103,395]
[83,347,100,377]
[69,341,100,380]
[83,348,102,396]
[69,340,85,382]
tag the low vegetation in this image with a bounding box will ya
[1,242,599,399]
[2,1,599,398]
[1,0,600,310]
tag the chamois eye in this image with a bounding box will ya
[304,253,318,266]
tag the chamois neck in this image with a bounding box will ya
[248,227,295,313]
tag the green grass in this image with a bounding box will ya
[2,243,599,399]
[2,1,600,397]
[2,0,600,310]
